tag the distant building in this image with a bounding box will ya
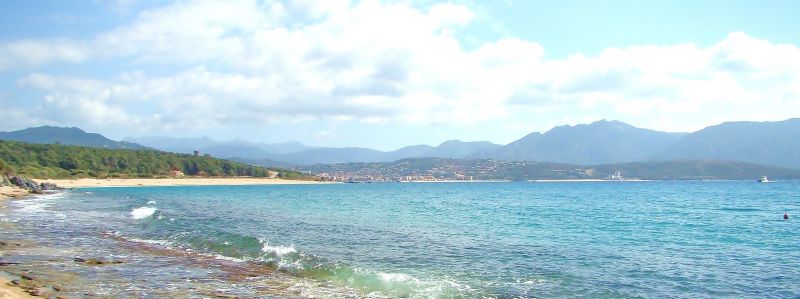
[193,150,199,156]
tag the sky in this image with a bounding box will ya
[1,0,799,151]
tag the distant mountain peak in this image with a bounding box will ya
[485,119,683,165]
[439,139,464,145]
[26,125,85,132]
[0,126,149,150]
[545,120,635,133]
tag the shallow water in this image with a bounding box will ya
[2,181,799,298]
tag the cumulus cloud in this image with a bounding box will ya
[0,39,88,70]
[4,1,800,134]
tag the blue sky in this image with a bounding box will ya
[1,0,799,150]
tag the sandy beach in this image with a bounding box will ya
[0,276,35,299]
[0,186,30,201]
[36,177,329,188]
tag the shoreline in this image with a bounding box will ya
[36,177,331,188]
[0,187,35,299]
[0,186,31,201]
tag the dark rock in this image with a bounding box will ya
[86,259,104,265]
[39,182,63,191]
[20,274,34,280]
[26,289,40,296]
[10,176,25,188]
[74,257,122,265]
[9,175,48,193]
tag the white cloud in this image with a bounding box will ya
[0,39,87,71]
[4,1,800,135]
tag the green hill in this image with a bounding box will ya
[0,140,313,180]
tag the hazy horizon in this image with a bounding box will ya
[2,1,800,150]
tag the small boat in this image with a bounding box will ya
[758,175,769,183]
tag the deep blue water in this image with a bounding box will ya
[4,181,800,298]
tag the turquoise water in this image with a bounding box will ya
[3,181,799,298]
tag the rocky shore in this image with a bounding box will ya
[1,176,64,298]
[1,175,63,196]
[1,239,123,298]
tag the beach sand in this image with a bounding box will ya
[0,186,30,201]
[37,177,329,188]
[0,276,35,299]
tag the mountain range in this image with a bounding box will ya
[0,126,150,150]
[122,136,502,166]
[3,118,800,169]
[472,120,687,165]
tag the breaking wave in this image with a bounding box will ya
[130,207,157,219]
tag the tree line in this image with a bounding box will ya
[0,140,312,180]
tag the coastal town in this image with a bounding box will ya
[301,158,592,182]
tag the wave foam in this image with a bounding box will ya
[130,207,157,219]
[278,260,304,271]
[262,243,297,256]
[378,272,418,283]
[128,238,171,246]
[147,200,157,205]
[213,254,246,263]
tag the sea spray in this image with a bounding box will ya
[261,241,297,257]
[130,206,157,219]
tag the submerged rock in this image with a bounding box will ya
[74,257,124,265]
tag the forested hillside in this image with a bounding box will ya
[0,140,312,180]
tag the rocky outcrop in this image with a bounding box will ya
[2,175,63,193]
[39,182,61,191]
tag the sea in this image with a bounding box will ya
[1,181,798,298]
